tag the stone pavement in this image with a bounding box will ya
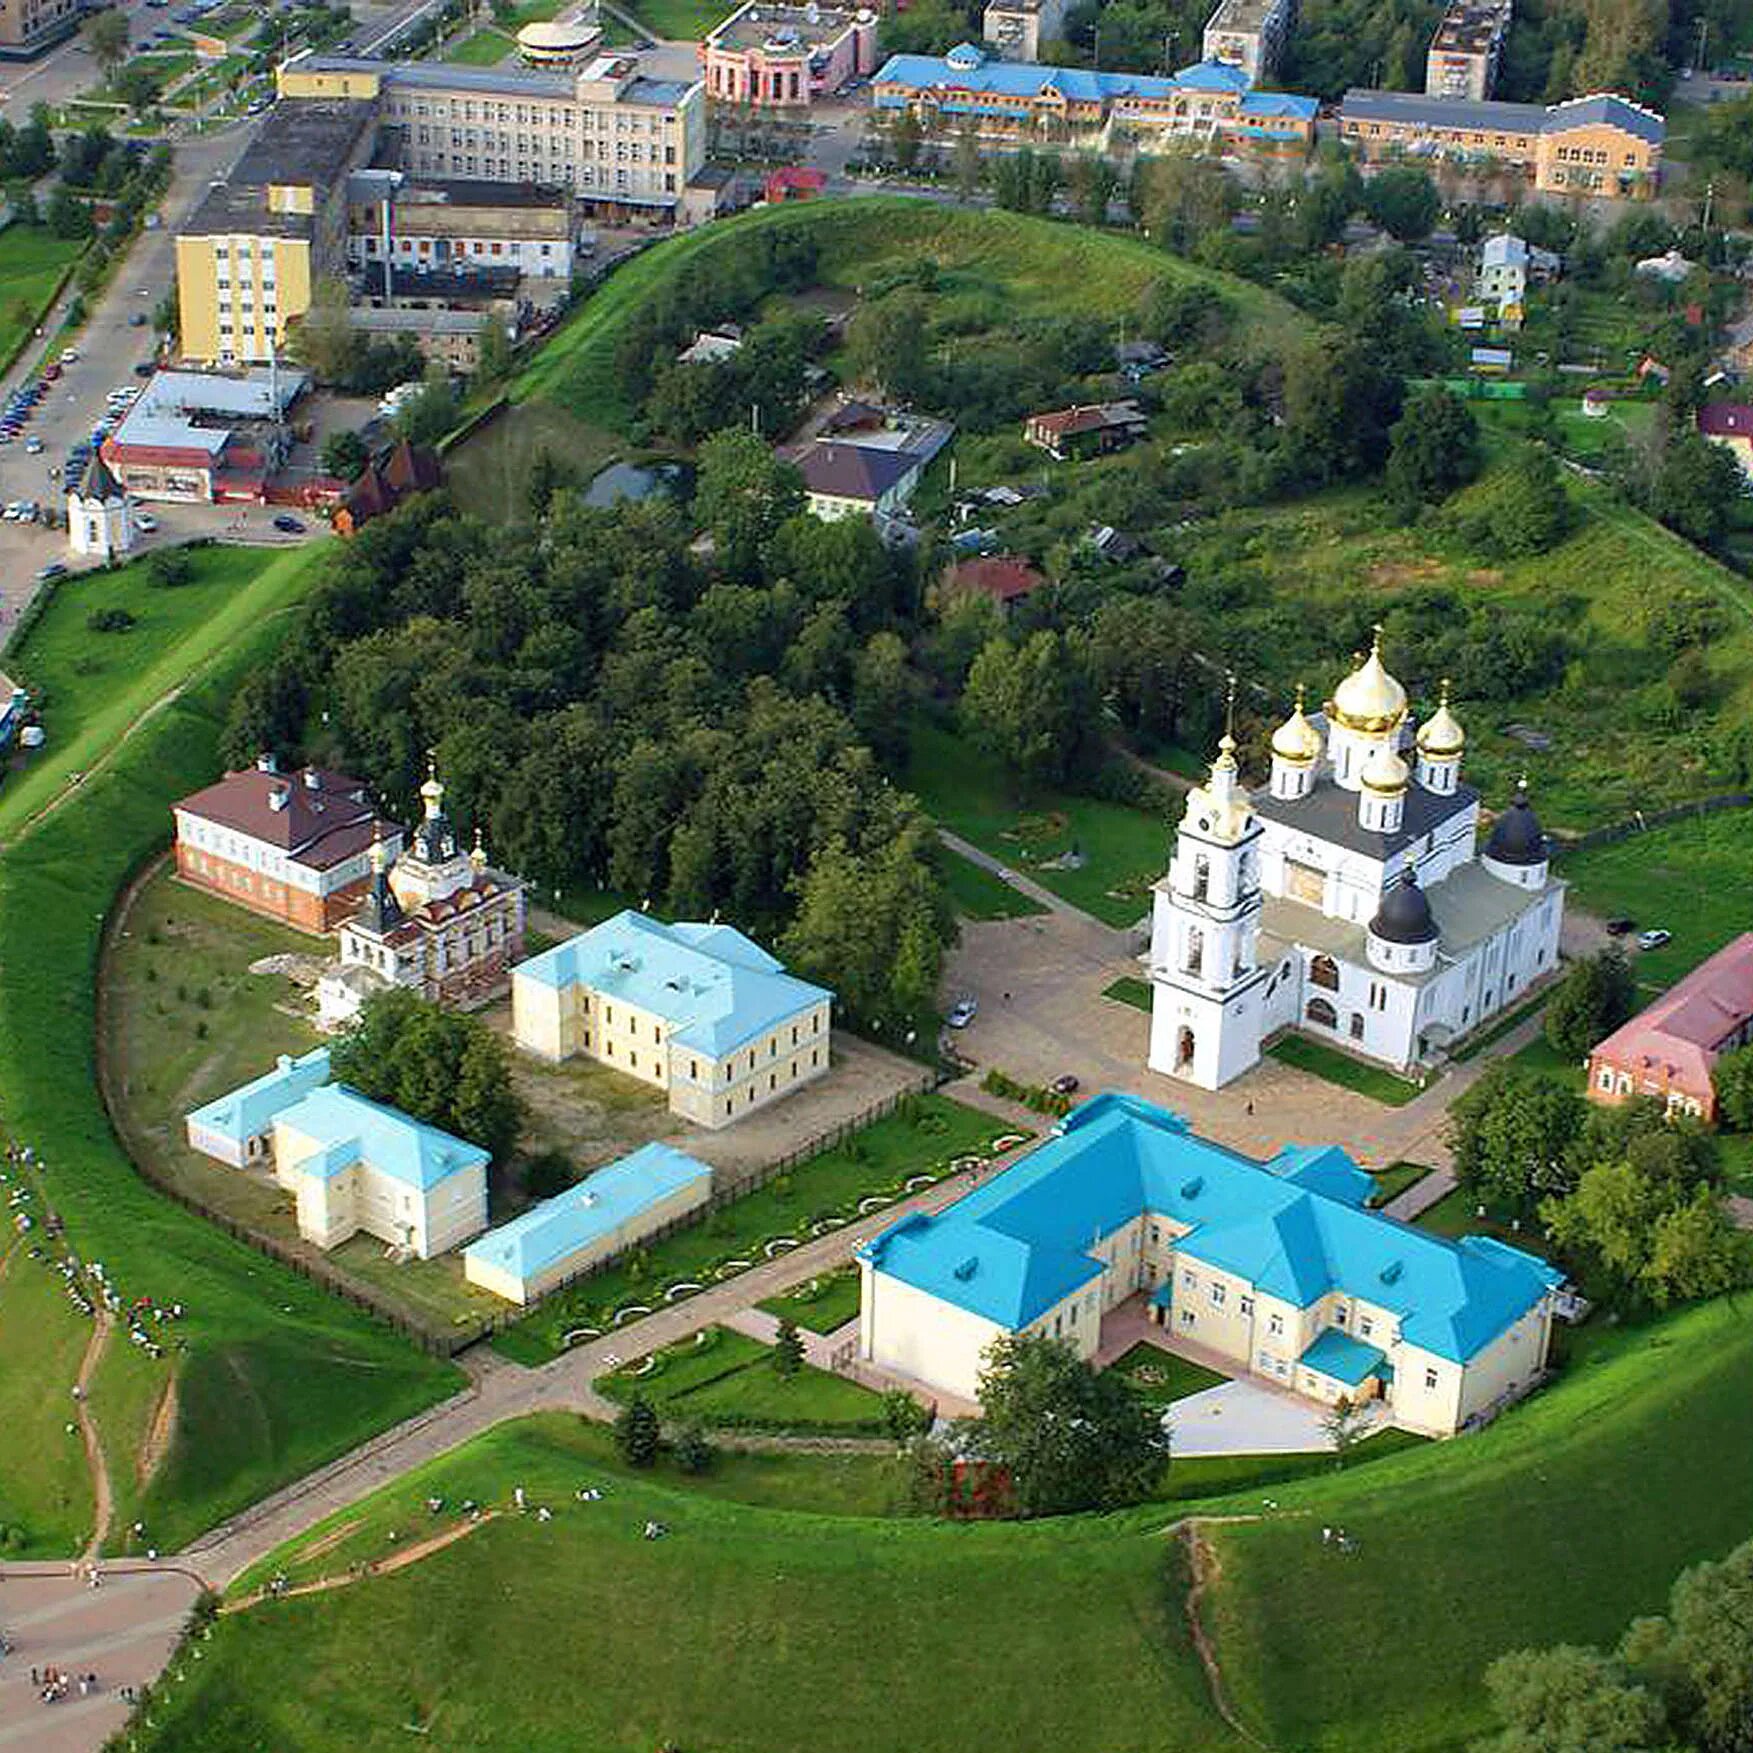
[1169,1378,1387,1457]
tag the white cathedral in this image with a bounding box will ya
[1148,635,1566,1091]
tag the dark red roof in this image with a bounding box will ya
[175,765,402,871]
[1698,404,1753,439]
[947,555,1044,603]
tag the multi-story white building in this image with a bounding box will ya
[860,1092,1564,1435]
[1202,0,1294,87]
[1149,639,1565,1090]
[512,911,833,1128]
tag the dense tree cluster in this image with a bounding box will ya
[220,435,955,1039]
[1543,950,1635,1059]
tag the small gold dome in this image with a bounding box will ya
[1359,741,1410,795]
[1271,684,1323,766]
[1184,734,1254,844]
[1330,629,1408,735]
[1416,680,1465,758]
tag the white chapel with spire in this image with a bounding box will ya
[1148,636,1566,1090]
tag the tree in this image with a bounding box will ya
[46,187,94,241]
[773,1316,804,1379]
[288,276,362,384]
[850,631,913,773]
[1448,1065,1586,1217]
[1544,949,1635,1059]
[614,1395,661,1467]
[1649,425,1744,548]
[146,548,194,588]
[1711,1044,1753,1132]
[1385,387,1481,516]
[319,430,369,482]
[84,7,130,79]
[475,318,513,384]
[112,64,159,114]
[952,122,982,204]
[671,1423,715,1474]
[395,375,461,448]
[693,428,805,586]
[1283,332,1404,487]
[1479,1645,1671,1753]
[1068,152,1120,228]
[1642,1192,1748,1307]
[844,289,931,405]
[1362,165,1440,241]
[1136,149,1235,252]
[1320,1397,1373,1467]
[962,1334,1169,1517]
[882,1388,932,1442]
[961,630,1096,791]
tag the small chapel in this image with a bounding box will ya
[316,759,526,1031]
[1148,635,1565,1090]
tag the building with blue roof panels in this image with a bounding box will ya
[185,1047,333,1168]
[858,1092,1563,1435]
[272,1083,490,1259]
[870,43,1315,153]
[512,911,833,1129]
[464,1143,713,1306]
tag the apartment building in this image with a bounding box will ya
[982,0,1067,63]
[1426,0,1512,100]
[346,174,577,284]
[701,0,878,105]
[0,0,78,58]
[1202,0,1294,87]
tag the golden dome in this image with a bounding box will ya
[1359,741,1410,795]
[1329,629,1408,735]
[1271,683,1323,766]
[1416,680,1465,758]
[1185,734,1254,844]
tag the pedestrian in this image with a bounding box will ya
[513,1486,525,1511]
[1245,1100,1254,1117]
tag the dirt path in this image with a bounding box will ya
[76,1311,115,1563]
[222,1511,501,1614]
[136,1373,179,1495]
[1178,1520,1272,1750]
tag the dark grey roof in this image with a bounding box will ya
[1341,87,1543,133]
[1252,776,1478,858]
[1370,872,1439,944]
[227,99,377,189]
[1484,790,1547,866]
[797,442,917,502]
[74,449,122,503]
[1544,92,1664,146]
[180,182,316,240]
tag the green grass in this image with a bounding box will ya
[1265,1034,1421,1107]
[1109,1340,1227,1407]
[758,1263,863,1334]
[443,23,514,62]
[1102,975,1154,1013]
[0,540,462,1555]
[1449,989,1548,1060]
[496,1094,1018,1362]
[1558,810,1753,992]
[938,845,1047,921]
[907,721,1165,928]
[442,399,624,525]
[598,1325,887,1434]
[0,226,85,370]
[0,544,324,844]
[1158,1427,1429,1503]
[0,1232,97,1553]
[1410,1185,1533,1246]
[1505,1028,1585,1086]
[619,0,720,36]
[144,1416,1226,1753]
[1203,1296,1753,1751]
[1365,1161,1431,1208]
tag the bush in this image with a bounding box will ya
[522,1150,575,1200]
[146,549,194,588]
[86,606,136,633]
[613,1395,660,1467]
[671,1423,715,1474]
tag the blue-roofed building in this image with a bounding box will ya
[272,1083,490,1258]
[870,43,1315,152]
[858,1092,1563,1435]
[464,1142,713,1305]
[185,1047,333,1168]
[512,911,833,1129]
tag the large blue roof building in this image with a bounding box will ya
[858,1092,1562,1435]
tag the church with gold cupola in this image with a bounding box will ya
[1148,635,1566,1091]
[316,759,528,1031]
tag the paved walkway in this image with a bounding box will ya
[938,829,1129,943]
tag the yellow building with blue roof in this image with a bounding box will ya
[859,1092,1563,1436]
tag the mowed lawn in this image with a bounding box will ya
[908,721,1165,928]
[0,227,84,368]
[1557,810,1753,993]
[938,845,1047,920]
[0,542,461,1555]
[144,1419,1228,1753]
[620,0,721,36]
[758,1263,862,1333]
[1203,1296,1753,1752]
[443,24,513,62]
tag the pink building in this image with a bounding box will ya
[1587,933,1753,1122]
[702,1,878,107]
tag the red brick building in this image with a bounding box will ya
[1586,932,1753,1122]
[173,759,404,934]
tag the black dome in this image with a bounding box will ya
[1485,789,1547,867]
[1370,872,1439,945]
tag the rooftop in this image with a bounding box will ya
[109,367,312,461]
[797,440,919,501]
[708,0,873,53]
[1698,403,1753,438]
[227,98,378,189]
[1250,763,1478,860]
[1429,0,1512,56]
[462,1143,712,1281]
[515,910,831,1058]
[174,762,400,870]
[1592,932,1753,1090]
[861,1092,1562,1360]
[185,1047,332,1146]
[277,1083,491,1189]
[1205,0,1290,34]
[1341,85,1665,145]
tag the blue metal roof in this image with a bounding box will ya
[861,1092,1562,1360]
[463,1143,711,1282]
[514,910,831,1059]
[275,1084,490,1190]
[185,1047,332,1146]
[1299,1327,1385,1387]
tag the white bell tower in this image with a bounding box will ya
[1149,684,1268,1092]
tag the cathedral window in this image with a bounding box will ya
[1349,1013,1364,1040]
[1306,996,1338,1029]
[1184,927,1204,976]
[1192,853,1210,902]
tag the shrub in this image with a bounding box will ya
[773,1316,804,1379]
[86,606,136,633]
[614,1396,660,1467]
[146,549,194,588]
[671,1423,715,1475]
[522,1150,574,1200]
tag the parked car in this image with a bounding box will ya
[272,513,306,534]
[1605,917,1635,936]
[1050,1074,1080,1095]
[59,348,78,364]
[1637,928,1672,951]
[133,361,155,376]
[35,561,66,581]
[133,512,158,533]
[128,312,147,327]
[24,437,42,454]
[946,999,978,1029]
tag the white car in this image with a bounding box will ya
[24,436,42,454]
[59,349,78,365]
[133,512,158,533]
[946,998,979,1029]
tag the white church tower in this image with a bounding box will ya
[66,452,132,563]
[1149,700,1268,1091]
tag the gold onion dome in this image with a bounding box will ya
[1271,684,1323,765]
[1187,733,1253,842]
[1416,680,1465,757]
[1330,629,1408,734]
[1359,741,1411,795]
